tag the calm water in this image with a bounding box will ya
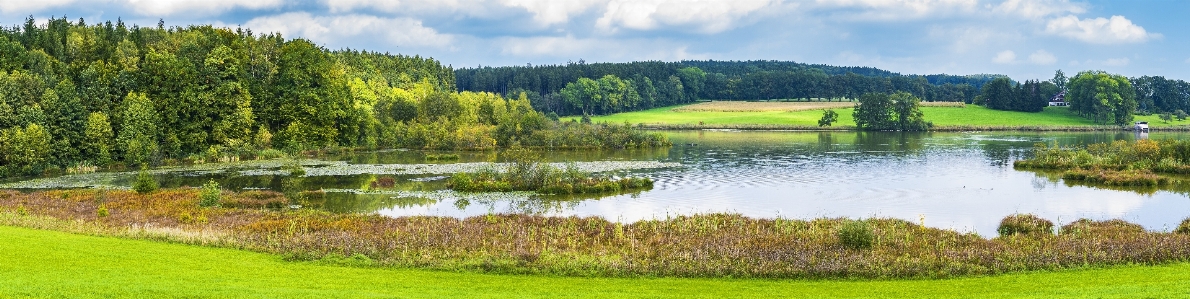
[375,130,1190,236]
[25,130,1190,236]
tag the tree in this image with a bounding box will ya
[1051,70,1068,92]
[117,92,159,166]
[1067,71,1136,126]
[979,77,1014,110]
[1160,113,1173,123]
[853,92,893,130]
[890,92,929,131]
[853,92,929,131]
[818,109,838,127]
[84,112,114,165]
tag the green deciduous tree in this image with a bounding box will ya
[117,92,158,166]
[1068,71,1136,126]
[854,92,930,131]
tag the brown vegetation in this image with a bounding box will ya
[2,189,1190,279]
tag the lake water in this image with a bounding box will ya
[9,130,1190,236]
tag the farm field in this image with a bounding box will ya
[3,225,1190,299]
[568,103,1190,128]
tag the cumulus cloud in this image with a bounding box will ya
[498,35,705,61]
[501,0,605,25]
[992,50,1016,64]
[595,0,777,34]
[811,0,980,21]
[992,0,1085,19]
[1028,50,1056,65]
[124,0,283,16]
[0,0,75,14]
[244,12,453,49]
[1044,15,1157,44]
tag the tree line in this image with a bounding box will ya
[0,17,666,176]
[456,60,1001,116]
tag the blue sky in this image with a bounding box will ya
[1,0,1186,81]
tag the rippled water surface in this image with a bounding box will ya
[10,130,1190,236]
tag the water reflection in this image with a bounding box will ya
[28,130,1190,236]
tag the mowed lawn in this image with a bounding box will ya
[3,225,1190,298]
[568,104,1183,127]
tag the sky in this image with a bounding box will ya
[0,0,1186,81]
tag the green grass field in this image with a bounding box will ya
[570,104,1190,128]
[4,225,1190,298]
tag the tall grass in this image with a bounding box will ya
[448,148,653,195]
[3,189,1190,279]
[1016,139,1190,186]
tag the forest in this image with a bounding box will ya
[457,60,1190,122]
[0,17,667,177]
[455,60,1003,115]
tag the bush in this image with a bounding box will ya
[997,214,1053,237]
[132,168,158,194]
[96,204,109,218]
[198,180,221,208]
[224,190,289,209]
[256,149,285,160]
[1176,218,1190,235]
[838,220,874,250]
[1060,219,1145,237]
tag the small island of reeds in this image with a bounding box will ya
[447,149,654,195]
[1014,139,1190,186]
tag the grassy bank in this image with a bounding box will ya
[4,189,1190,279]
[571,104,1190,130]
[5,225,1190,298]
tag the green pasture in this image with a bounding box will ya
[2,225,1189,298]
[569,104,1190,128]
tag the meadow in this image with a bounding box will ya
[4,225,1190,298]
[4,189,1190,280]
[571,103,1190,130]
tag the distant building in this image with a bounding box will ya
[1048,91,1067,107]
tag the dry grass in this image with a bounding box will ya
[672,101,856,112]
[671,101,963,112]
[3,189,1190,279]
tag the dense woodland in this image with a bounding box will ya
[456,60,999,115]
[458,61,1190,122]
[0,17,666,176]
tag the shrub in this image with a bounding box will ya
[132,168,158,194]
[1060,219,1145,237]
[223,190,289,209]
[257,149,285,160]
[97,204,108,218]
[1176,218,1190,235]
[838,220,874,250]
[997,214,1053,237]
[198,180,221,208]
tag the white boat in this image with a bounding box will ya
[1135,121,1149,132]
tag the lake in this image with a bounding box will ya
[7,130,1190,236]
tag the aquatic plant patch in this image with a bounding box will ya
[3,189,1190,279]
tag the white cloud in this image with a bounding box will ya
[124,0,283,16]
[501,0,604,25]
[499,35,705,61]
[1028,50,1056,65]
[992,0,1085,19]
[0,0,75,14]
[812,0,980,21]
[1044,15,1157,44]
[244,12,453,49]
[596,0,778,34]
[992,50,1016,64]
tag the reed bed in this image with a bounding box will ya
[3,189,1190,279]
